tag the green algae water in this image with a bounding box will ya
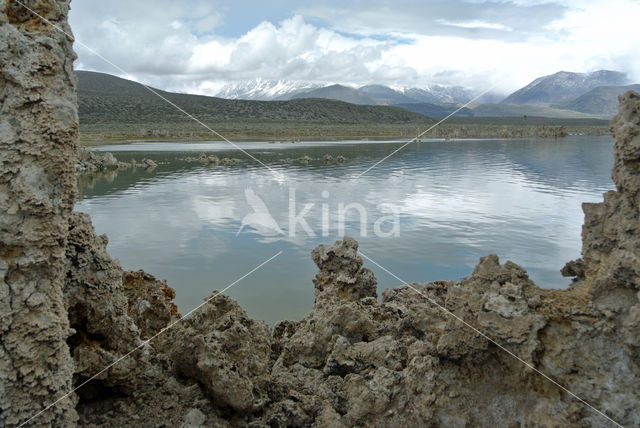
[75,136,614,325]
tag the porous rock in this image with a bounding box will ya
[65,212,229,427]
[1,1,79,425]
[158,292,271,413]
[75,147,122,173]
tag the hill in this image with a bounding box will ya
[502,70,629,105]
[358,85,418,105]
[75,71,435,140]
[290,84,378,105]
[395,103,473,117]
[75,71,609,141]
[77,71,431,124]
[562,84,640,116]
[76,70,160,97]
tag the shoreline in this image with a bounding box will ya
[78,118,609,145]
[79,129,608,147]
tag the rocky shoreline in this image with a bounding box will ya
[76,146,158,172]
[1,2,639,427]
[74,148,350,177]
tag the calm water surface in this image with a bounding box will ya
[77,137,614,324]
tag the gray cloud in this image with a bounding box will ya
[298,0,568,41]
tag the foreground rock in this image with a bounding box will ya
[0,2,78,426]
[65,223,639,426]
[64,213,230,427]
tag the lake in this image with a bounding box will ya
[77,136,614,325]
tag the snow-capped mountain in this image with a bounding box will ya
[358,85,418,104]
[502,70,630,105]
[396,85,475,104]
[215,78,322,101]
[216,78,478,105]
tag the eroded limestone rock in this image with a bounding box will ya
[65,213,228,427]
[121,269,178,340]
[65,110,640,424]
[158,293,272,413]
[311,236,377,302]
[0,1,79,425]
[76,147,121,173]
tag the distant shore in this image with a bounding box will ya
[79,117,609,145]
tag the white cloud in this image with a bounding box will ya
[437,20,513,31]
[69,0,640,96]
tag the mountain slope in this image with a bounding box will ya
[358,85,418,105]
[400,86,474,104]
[562,84,640,116]
[502,70,629,105]
[75,71,430,126]
[76,70,161,98]
[215,79,479,105]
[396,101,604,119]
[291,84,378,105]
[471,103,604,119]
[396,103,473,117]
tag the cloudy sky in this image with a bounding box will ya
[69,0,640,96]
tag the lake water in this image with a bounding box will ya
[77,136,615,325]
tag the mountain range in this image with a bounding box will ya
[502,70,629,105]
[75,71,428,126]
[560,84,640,115]
[214,70,637,118]
[217,79,475,105]
[76,69,637,124]
[291,84,378,105]
[215,78,322,101]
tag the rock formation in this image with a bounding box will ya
[1,1,639,426]
[76,147,120,173]
[0,1,78,426]
[64,212,230,427]
[60,196,640,426]
[76,146,157,172]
